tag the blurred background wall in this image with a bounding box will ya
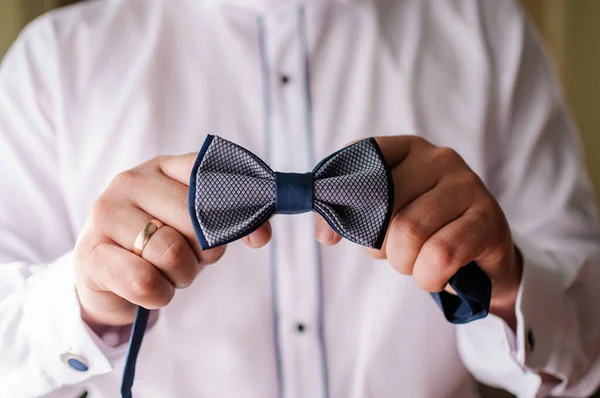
[523,0,600,210]
[0,1,598,397]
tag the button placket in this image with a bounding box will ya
[262,8,326,398]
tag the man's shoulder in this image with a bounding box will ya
[40,0,162,38]
[45,0,157,26]
[20,0,167,54]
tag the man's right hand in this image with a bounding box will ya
[73,154,272,327]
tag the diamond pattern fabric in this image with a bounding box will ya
[194,136,276,247]
[191,135,393,250]
[313,139,390,247]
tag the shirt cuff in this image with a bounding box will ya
[506,233,568,371]
[485,233,582,396]
[18,251,121,391]
[456,233,573,396]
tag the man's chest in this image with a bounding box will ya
[52,6,494,395]
[57,2,493,210]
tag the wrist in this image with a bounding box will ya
[489,244,523,331]
[75,284,133,331]
[80,305,120,336]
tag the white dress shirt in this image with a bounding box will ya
[1,0,600,397]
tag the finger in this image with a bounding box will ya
[391,148,471,212]
[372,135,432,168]
[156,153,199,186]
[87,241,176,310]
[112,168,206,260]
[91,202,212,287]
[315,214,342,246]
[411,209,489,292]
[386,175,473,275]
[242,221,273,248]
[142,224,202,288]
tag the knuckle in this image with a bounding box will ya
[113,169,141,187]
[153,155,167,165]
[455,171,481,188]
[470,207,491,224]
[140,156,163,170]
[392,217,425,245]
[150,156,168,173]
[91,197,115,221]
[433,147,460,166]
[426,240,455,269]
[408,135,428,147]
[131,273,163,301]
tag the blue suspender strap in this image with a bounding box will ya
[120,306,150,398]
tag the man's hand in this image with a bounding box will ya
[315,136,522,325]
[74,154,272,327]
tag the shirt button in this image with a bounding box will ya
[60,352,89,372]
[280,74,291,85]
[295,322,306,333]
[526,328,535,352]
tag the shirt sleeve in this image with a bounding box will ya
[0,16,126,398]
[456,1,600,396]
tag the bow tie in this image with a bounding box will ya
[120,135,491,398]
[190,135,393,250]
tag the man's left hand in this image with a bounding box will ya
[315,136,522,325]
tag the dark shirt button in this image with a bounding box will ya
[526,328,535,352]
[296,323,306,333]
[280,75,290,85]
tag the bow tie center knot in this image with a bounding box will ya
[275,172,313,215]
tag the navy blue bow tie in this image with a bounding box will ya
[120,135,491,398]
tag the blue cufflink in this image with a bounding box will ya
[60,352,89,372]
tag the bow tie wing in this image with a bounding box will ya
[190,135,276,250]
[312,138,394,250]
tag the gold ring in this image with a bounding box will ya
[133,219,164,256]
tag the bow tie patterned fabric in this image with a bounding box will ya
[120,135,492,398]
[190,135,393,250]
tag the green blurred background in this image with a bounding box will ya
[0,1,598,397]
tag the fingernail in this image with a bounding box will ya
[248,228,269,248]
[247,233,259,248]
